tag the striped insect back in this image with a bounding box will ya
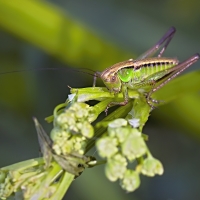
[124,57,179,89]
[135,57,179,73]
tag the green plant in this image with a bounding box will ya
[1,70,200,199]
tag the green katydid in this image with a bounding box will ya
[93,27,200,113]
[1,27,199,114]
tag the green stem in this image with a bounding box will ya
[85,101,133,153]
[50,172,74,200]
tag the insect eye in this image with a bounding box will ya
[111,76,116,82]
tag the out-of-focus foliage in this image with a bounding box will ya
[153,71,200,137]
[0,0,200,200]
[0,0,132,70]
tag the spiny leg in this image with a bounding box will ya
[105,84,129,115]
[157,27,176,57]
[137,27,176,60]
[132,80,162,109]
[147,53,200,103]
[141,81,163,110]
[145,86,165,110]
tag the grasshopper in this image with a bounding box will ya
[93,27,199,112]
[1,27,199,113]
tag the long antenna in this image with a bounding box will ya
[0,66,100,78]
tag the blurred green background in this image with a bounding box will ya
[0,0,200,199]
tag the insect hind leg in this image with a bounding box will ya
[151,54,200,94]
[137,27,176,59]
[157,27,176,57]
[146,53,200,109]
[146,94,165,111]
[144,81,164,110]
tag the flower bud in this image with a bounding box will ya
[120,170,140,192]
[96,137,118,158]
[105,154,127,182]
[141,157,164,177]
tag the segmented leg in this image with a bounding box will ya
[93,71,101,87]
[146,53,200,110]
[149,54,200,95]
[146,94,164,111]
[105,83,129,115]
[137,27,176,60]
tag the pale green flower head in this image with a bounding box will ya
[105,154,127,182]
[96,137,118,158]
[141,157,164,177]
[120,170,140,192]
[121,130,146,161]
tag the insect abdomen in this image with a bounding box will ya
[141,61,176,75]
[134,58,178,79]
[124,58,179,90]
[135,57,178,69]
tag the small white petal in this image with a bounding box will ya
[68,94,76,101]
[128,118,140,128]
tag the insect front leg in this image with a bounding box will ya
[105,83,129,115]
[93,71,101,87]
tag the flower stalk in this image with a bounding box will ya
[0,86,164,199]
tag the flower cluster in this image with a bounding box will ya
[0,102,96,199]
[96,118,163,192]
[0,87,165,199]
[51,102,94,155]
